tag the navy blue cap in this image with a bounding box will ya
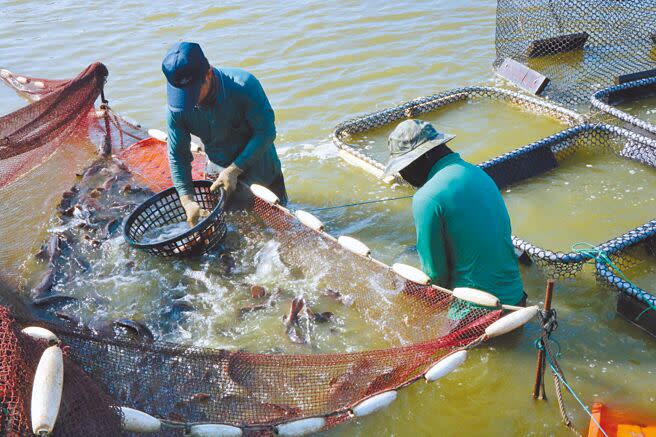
[162,42,210,111]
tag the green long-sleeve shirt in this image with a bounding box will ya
[166,67,282,197]
[412,153,524,305]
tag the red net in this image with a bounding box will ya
[0,63,108,188]
[0,306,122,436]
[116,137,206,192]
[0,65,505,435]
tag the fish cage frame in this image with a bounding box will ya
[596,249,656,339]
[331,86,585,181]
[479,123,656,278]
[591,76,656,145]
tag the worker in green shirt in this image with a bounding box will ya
[383,119,526,306]
[162,42,286,225]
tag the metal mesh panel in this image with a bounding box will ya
[494,0,656,106]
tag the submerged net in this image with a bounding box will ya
[494,0,656,106]
[0,66,505,435]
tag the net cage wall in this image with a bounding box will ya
[590,76,656,143]
[0,67,520,435]
[594,231,656,336]
[331,85,584,180]
[479,123,656,279]
[494,0,656,107]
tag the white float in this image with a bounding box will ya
[0,69,10,78]
[276,417,326,436]
[147,128,167,142]
[424,350,467,382]
[351,390,397,417]
[485,305,539,338]
[120,407,161,433]
[452,287,500,308]
[392,263,431,285]
[34,80,45,89]
[337,236,371,257]
[294,210,324,231]
[31,345,64,436]
[16,76,29,84]
[188,423,242,436]
[21,326,58,344]
[250,184,279,204]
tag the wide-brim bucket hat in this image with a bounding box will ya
[382,119,455,178]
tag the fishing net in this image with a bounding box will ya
[494,0,656,107]
[0,68,508,435]
[331,86,582,179]
[0,65,149,278]
[0,305,123,436]
[480,123,656,278]
[0,63,109,188]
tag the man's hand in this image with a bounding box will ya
[210,163,243,195]
[180,194,210,227]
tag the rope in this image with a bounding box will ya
[305,195,413,212]
[572,242,656,321]
[534,337,610,437]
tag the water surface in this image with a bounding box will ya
[2,1,656,436]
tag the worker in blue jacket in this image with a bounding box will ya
[162,42,286,225]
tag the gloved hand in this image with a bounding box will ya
[210,163,243,195]
[180,194,210,227]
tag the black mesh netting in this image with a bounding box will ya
[494,0,656,107]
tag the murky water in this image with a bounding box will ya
[505,148,656,251]
[2,1,656,436]
[617,94,656,125]
[350,99,567,164]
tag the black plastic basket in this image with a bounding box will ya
[123,181,227,257]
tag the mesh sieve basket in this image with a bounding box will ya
[123,180,227,257]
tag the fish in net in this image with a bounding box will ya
[0,65,536,435]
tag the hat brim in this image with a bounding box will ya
[167,79,202,112]
[382,133,455,179]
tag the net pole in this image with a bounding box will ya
[533,279,554,399]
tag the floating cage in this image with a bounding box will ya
[494,0,656,107]
[595,232,656,338]
[480,123,656,278]
[331,86,583,181]
[591,76,656,145]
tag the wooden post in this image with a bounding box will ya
[533,280,554,400]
